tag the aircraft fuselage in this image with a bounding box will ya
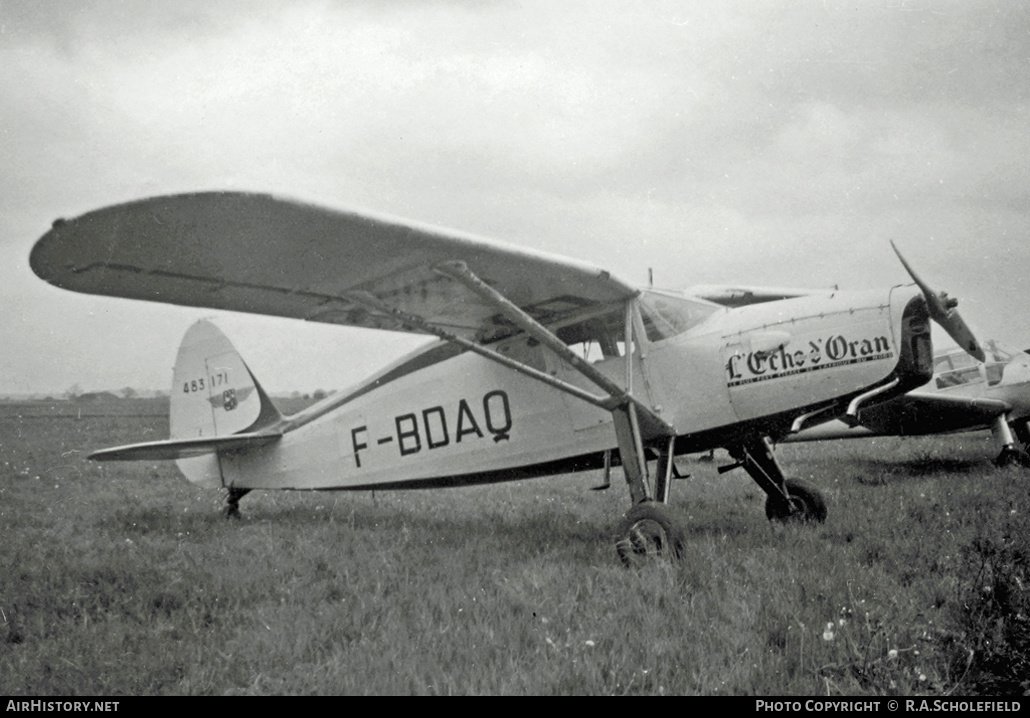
[181,284,932,491]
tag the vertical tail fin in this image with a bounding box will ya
[87,320,282,489]
[171,320,282,489]
[171,320,282,440]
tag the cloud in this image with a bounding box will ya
[3,0,1029,393]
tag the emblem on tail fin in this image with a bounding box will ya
[207,386,255,412]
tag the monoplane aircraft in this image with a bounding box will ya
[785,340,1030,467]
[30,192,984,564]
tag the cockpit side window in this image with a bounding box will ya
[933,355,953,374]
[985,364,1005,386]
[554,308,627,363]
[934,342,1014,388]
[983,341,1014,386]
[934,349,983,389]
[986,341,1014,364]
[638,291,720,342]
[948,353,978,371]
[550,292,720,363]
[936,367,982,389]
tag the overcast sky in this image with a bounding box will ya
[2,1,1028,396]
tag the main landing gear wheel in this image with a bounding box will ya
[765,479,828,524]
[615,502,686,567]
[994,447,1030,469]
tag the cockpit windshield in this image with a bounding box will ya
[638,290,721,342]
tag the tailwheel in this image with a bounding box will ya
[615,502,686,567]
[224,487,250,519]
[765,478,827,524]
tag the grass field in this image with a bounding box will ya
[1,400,1028,695]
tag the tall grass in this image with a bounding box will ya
[1,407,1027,695]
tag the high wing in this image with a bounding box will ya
[786,390,1012,442]
[31,192,638,343]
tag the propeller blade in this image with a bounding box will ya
[891,241,985,362]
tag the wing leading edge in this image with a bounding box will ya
[31,192,638,343]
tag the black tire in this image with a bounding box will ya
[765,478,828,523]
[995,447,1030,469]
[615,502,686,567]
[224,487,249,520]
[1013,419,1030,447]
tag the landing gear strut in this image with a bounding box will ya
[613,431,686,565]
[224,487,250,519]
[725,436,827,523]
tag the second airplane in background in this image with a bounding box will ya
[786,340,1030,467]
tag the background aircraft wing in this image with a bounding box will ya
[31,192,638,343]
[685,284,833,308]
[787,391,1012,441]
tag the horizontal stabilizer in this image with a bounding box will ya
[89,432,281,462]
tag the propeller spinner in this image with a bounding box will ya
[891,240,985,362]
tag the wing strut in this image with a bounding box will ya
[433,261,674,504]
[434,261,671,436]
[344,291,619,410]
[349,262,676,505]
